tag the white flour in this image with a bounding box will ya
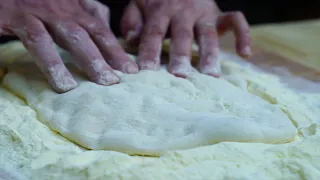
[0,41,319,180]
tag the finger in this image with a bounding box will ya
[168,15,194,78]
[137,14,170,70]
[0,9,15,36]
[79,18,139,74]
[217,11,252,57]
[195,18,220,77]
[47,20,119,86]
[0,25,14,36]
[11,15,77,93]
[121,1,144,45]
[79,0,110,27]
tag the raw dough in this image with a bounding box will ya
[2,52,296,156]
[0,41,319,180]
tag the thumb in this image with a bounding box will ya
[121,1,144,44]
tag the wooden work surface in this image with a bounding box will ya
[220,19,320,81]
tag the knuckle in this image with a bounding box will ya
[207,30,218,38]
[201,30,218,40]
[89,24,117,45]
[172,26,193,39]
[198,24,218,37]
[57,21,88,40]
[81,0,110,17]
[25,29,49,44]
[14,13,33,25]
[229,11,244,19]
[144,23,165,37]
[89,23,109,38]
[147,0,165,11]
[17,15,50,44]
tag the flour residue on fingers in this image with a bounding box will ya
[198,32,221,77]
[46,64,78,92]
[200,53,221,77]
[121,60,139,74]
[89,59,119,85]
[138,40,163,70]
[53,22,121,86]
[138,44,162,70]
[168,55,192,78]
[11,23,79,93]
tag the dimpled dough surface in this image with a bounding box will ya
[1,41,320,180]
[2,54,296,156]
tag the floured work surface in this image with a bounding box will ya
[0,41,320,180]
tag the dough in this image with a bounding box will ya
[2,52,296,156]
[0,41,319,180]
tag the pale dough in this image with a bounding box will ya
[2,52,296,156]
[0,41,319,180]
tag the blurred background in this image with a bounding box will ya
[107,0,320,36]
[1,0,320,43]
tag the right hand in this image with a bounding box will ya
[0,0,139,93]
[121,0,252,78]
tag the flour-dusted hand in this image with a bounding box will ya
[0,0,139,93]
[121,0,252,78]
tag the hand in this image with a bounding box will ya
[0,0,139,93]
[121,0,251,78]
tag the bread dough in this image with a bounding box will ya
[0,41,319,180]
[2,51,296,156]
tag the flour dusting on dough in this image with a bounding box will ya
[0,41,319,180]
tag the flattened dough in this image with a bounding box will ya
[2,54,297,156]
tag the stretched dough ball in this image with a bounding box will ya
[2,49,296,156]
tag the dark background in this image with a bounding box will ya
[107,0,320,37]
[1,0,320,43]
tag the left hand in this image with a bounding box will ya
[121,0,252,78]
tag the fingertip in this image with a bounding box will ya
[201,66,221,78]
[48,67,79,93]
[199,54,221,78]
[138,59,160,70]
[52,78,79,93]
[200,62,221,78]
[94,70,120,86]
[125,25,143,44]
[170,67,191,78]
[239,45,252,58]
[235,33,252,58]
[169,56,192,78]
[123,61,139,74]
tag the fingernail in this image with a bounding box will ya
[125,30,138,42]
[52,77,78,93]
[201,66,221,77]
[90,59,120,85]
[139,59,160,70]
[123,61,139,74]
[170,56,192,78]
[125,25,142,43]
[96,70,120,85]
[200,55,221,78]
[242,46,252,57]
[48,66,78,92]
